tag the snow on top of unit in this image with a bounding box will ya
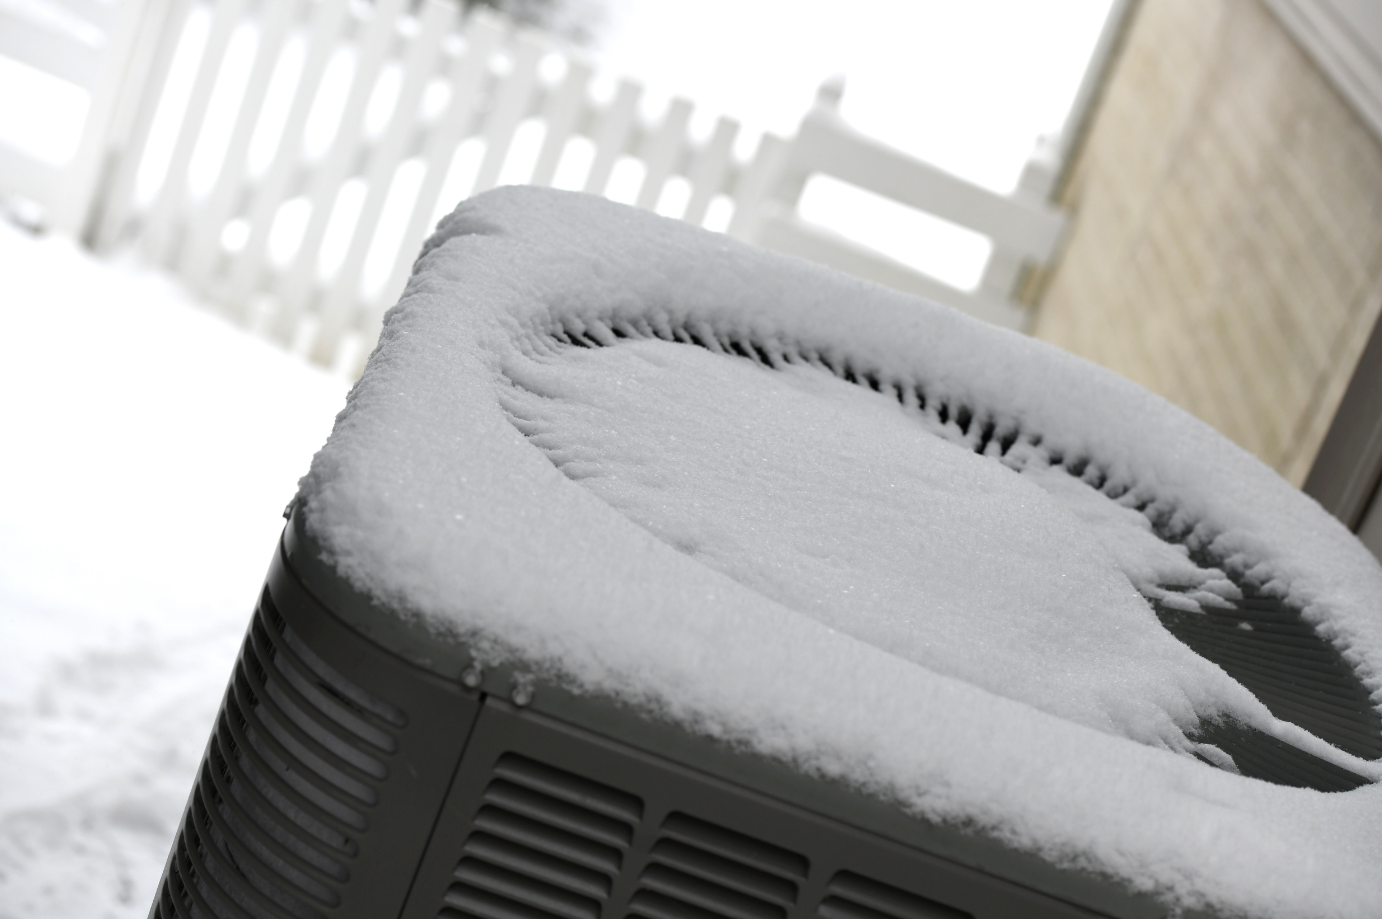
[298,186,1382,918]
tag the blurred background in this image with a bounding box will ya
[2,0,1381,916]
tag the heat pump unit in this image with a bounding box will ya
[148,188,1382,919]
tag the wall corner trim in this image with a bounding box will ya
[1262,0,1382,141]
[1303,304,1382,529]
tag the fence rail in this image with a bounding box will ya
[2,0,1075,374]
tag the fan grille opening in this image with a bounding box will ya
[522,317,1381,791]
[152,591,406,919]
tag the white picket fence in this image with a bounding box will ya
[2,0,1086,374]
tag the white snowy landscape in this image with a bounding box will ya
[0,218,347,918]
[5,2,1382,918]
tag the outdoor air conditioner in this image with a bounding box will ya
[148,188,1382,919]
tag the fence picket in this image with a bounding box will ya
[635,97,691,211]
[274,0,408,344]
[471,29,548,194]
[975,249,1024,304]
[582,78,640,195]
[312,0,456,366]
[682,116,737,227]
[141,0,251,267]
[530,56,593,187]
[726,131,789,241]
[975,143,1061,303]
[222,0,351,313]
[180,0,304,289]
[92,0,197,250]
[370,14,507,329]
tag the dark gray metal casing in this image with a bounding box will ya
[144,513,1215,919]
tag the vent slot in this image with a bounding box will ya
[473,806,624,876]
[465,834,613,900]
[656,814,806,881]
[441,754,641,919]
[494,754,644,824]
[646,840,798,904]
[151,591,403,918]
[270,603,408,733]
[450,859,602,919]
[817,871,971,919]
[628,813,805,919]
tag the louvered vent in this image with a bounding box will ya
[440,753,643,919]
[628,812,808,919]
[152,589,406,919]
[817,871,971,919]
[1155,593,1382,762]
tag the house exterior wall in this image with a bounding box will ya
[1030,0,1382,486]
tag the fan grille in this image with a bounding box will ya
[522,319,1382,788]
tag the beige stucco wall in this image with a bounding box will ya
[1031,0,1382,486]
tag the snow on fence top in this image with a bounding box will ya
[298,187,1382,919]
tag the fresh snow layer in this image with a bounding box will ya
[0,220,347,919]
[500,337,1259,749]
[299,187,1382,918]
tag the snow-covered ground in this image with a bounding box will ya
[0,219,347,918]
